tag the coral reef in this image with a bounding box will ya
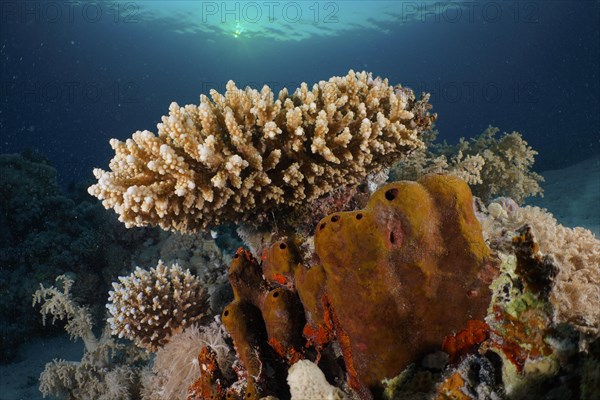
[33,70,596,400]
[186,346,229,400]
[161,174,596,400]
[33,275,148,399]
[81,172,599,399]
[50,171,596,400]
[125,228,238,316]
[107,261,210,351]
[88,70,435,233]
[0,153,60,241]
[196,174,495,399]
[390,126,544,204]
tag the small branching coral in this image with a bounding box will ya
[106,261,210,351]
[88,70,435,232]
[33,275,148,399]
[390,126,544,204]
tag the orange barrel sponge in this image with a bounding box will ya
[313,174,497,394]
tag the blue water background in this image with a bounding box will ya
[1,0,598,187]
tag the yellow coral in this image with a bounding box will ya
[89,70,435,232]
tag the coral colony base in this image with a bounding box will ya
[31,71,599,399]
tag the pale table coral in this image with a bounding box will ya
[89,71,435,232]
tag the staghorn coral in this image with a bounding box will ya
[106,261,209,351]
[88,70,435,233]
[390,126,544,204]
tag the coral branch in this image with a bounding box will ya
[89,70,435,232]
[106,261,209,351]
